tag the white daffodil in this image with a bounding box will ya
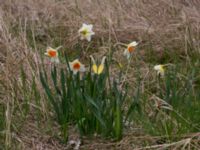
[78,23,95,42]
[123,41,138,59]
[90,55,106,75]
[154,65,165,76]
[69,59,86,75]
[44,47,59,63]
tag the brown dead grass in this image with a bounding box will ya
[0,0,200,149]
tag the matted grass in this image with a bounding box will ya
[0,0,200,149]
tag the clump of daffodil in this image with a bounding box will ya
[69,59,86,75]
[154,65,165,76]
[90,55,106,75]
[123,41,138,59]
[44,47,60,63]
[78,23,95,42]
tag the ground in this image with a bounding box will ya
[0,0,200,149]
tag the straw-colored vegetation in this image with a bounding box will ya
[0,0,200,149]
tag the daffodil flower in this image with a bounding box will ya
[90,55,106,75]
[123,41,138,59]
[154,65,165,76]
[69,59,86,75]
[78,23,95,42]
[45,47,59,63]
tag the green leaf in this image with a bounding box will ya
[84,94,106,128]
[60,68,68,119]
[40,71,62,123]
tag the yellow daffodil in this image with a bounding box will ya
[69,59,86,75]
[78,23,95,42]
[90,55,106,75]
[45,47,59,63]
[123,41,138,59]
[154,65,165,76]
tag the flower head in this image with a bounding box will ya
[69,59,86,75]
[123,41,138,59]
[45,47,59,63]
[90,55,106,75]
[154,65,165,76]
[78,23,95,42]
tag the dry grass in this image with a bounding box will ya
[0,0,200,149]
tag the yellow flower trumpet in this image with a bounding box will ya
[90,55,106,75]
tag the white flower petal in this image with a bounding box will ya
[91,31,95,35]
[50,57,59,63]
[69,62,73,70]
[123,49,128,56]
[54,57,60,63]
[47,46,54,50]
[154,65,161,71]
[73,70,78,75]
[78,23,94,42]
[82,23,88,28]
[126,53,130,59]
[101,56,106,65]
[128,41,138,48]
[79,65,86,72]
[90,55,96,65]
[154,65,165,76]
[86,35,92,42]
[87,24,93,30]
